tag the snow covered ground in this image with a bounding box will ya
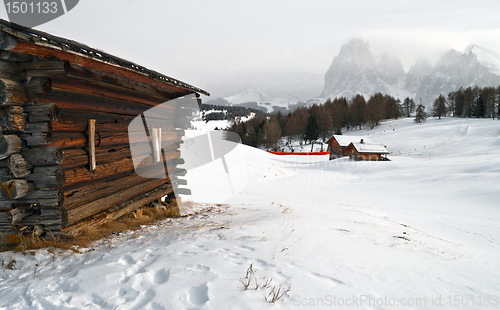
[1,117,499,309]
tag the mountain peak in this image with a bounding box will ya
[340,38,370,53]
[321,39,500,105]
[336,38,374,65]
[464,44,500,75]
[321,38,406,99]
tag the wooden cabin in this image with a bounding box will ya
[345,141,389,161]
[326,135,368,159]
[0,20,209,242]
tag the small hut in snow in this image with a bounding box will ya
[326,135,369,159]
[345,140,389,161]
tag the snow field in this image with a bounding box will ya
[0,117,499,309]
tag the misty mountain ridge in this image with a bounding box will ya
[206,89,303,113]
[322,38,500,106]
[206,39,500,113]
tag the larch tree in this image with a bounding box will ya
[263,119,282,151]
[350,94,366,129]
[432,94,447,119]
[311,105,333,142]
[401,97,416,117]
[365,93,385,129]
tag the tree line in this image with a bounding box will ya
[431,86,500,119]
[227,86,500,151]
[228,93,406,150]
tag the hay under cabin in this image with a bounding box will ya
[0,20,209,242]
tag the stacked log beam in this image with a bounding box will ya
[0,59,45,239]
[0,30,196,243]
[28,58,190,228]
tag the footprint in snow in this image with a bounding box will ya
[118,255,136,266]
[307,271,344,285]
[118,287,140,303]
[151,268,170,285]
[188,283,209,307]
[235,245,255,252]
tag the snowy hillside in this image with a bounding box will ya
[1,118,499,309]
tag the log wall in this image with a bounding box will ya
[0,27,199,242]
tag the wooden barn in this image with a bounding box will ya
[0,20,208,242]
[326,135,368,160]
[345,141,389,161]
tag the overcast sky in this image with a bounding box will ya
[2,0,500,98]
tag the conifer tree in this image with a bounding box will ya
[401,97,416,117]
[304,115,319,143]
[415,104,427,123]
[432,94,447,119]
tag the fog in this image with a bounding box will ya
[1,0,500,98]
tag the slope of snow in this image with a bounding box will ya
[218,90,302,113]
[1,118,500,309]
[224,89,272,105]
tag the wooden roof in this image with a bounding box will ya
[349,142,389,154]
[0,19,209,97]
[329,135,369,147]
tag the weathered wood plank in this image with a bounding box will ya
[35,88,165,116]
[0,78,27,106]
[62,143,181,170]
[25,77,52,100]
[21,146,62,166]
[9,207,34,225]
[17,188,62,201]
[20,60,70,71]
[62,145,130,169]
[0,50,32,62]
[0,135,22,160]
[64,149,180,187]
[0,106,25,132]
[0,168,9,181]
[25,122,51,133]
[49,74,170,107]
[7,39,192,98]
[24,129,182,148]
[0,201,12,211]
[64,157,134,187]
[65,177,170,226]
[27,166,65,190]
[64,183,175,234]
[0,180,30,200]
[0,61,22,80]
[63,171,136,208]
[50,108,178,132]
[7,154,32,178]
[23,103,60,122]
